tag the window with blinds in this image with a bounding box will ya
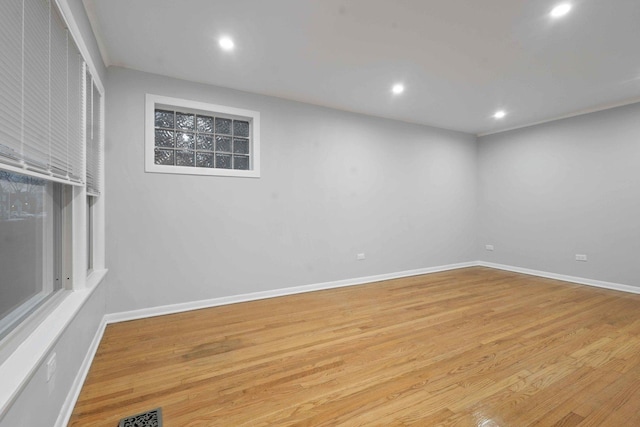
[0,0,86,185]
[0,0,104,347]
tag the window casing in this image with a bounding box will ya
[86,72,102,196]
[0,171,64,341]
[87,196,94,272]
[145,94,260,178]
[0,0,105,350]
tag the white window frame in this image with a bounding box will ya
[0,0,107,417]
[0,177,61,340]
[145,94,261,178]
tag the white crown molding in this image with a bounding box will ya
[477,97,640,137]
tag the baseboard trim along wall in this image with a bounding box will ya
[477,261,640,294]
[54,318,108,427]
[104,261,478,324]
[56,261,475,422]
[56,260,638,423]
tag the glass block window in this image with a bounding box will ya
[153,109,251,170]
[146,95,260,178]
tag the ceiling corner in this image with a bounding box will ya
[82,0,112,68]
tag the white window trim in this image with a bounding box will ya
[0,163,84,187]
[0,0,108,418]
[0,269,107,418]
[145,94,261,178]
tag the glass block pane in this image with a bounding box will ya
[216,153,232,169]
[215,117,232,135]
[215,136,232,152]
[176,150,195,166]
[176,112,195,130]
[155,109,174,129]
[155,129,175,148]
[154,149,174,165]
[197,115,214,133]
[176,132,195,149]
[196,152,214,168]
[233,138,250,154]
[233,155,250,170]
[233,120,250,137]
[196,134,214,151]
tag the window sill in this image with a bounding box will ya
[0,269,108,418]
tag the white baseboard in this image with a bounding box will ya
[104,261,478,325]
[54,317,108,427]
[477,261,640,294]
[104,261,640,326]
[55,260,638,425]
[54,261,475,425]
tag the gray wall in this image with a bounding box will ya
[104,67,478,314]
[478,102,640,286]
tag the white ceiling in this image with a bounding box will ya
[83,0,640,135]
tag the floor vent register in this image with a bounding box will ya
[118,407,163,427]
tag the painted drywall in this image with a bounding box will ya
[0,283,106,427]
[104,67,478,313]
[478,102,640,287]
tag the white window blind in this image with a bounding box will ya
[50,7,68,177]
[0,0,84,184]
[0,0,22,163]
[68,36,83,182]
[85,74,101,195]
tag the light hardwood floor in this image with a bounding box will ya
[69,267,640,426]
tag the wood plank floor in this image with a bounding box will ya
[69,267,640,426]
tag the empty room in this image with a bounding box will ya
[1,0,640,426]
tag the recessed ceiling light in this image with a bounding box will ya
[550,3,572,18]
[493,110,506,119]
[219,36,235,51]
[392,83,404,95]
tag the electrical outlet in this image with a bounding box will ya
[485,245,494,251]
[575,254,588,262]
[46,352,57,382]
[357,253,366,260]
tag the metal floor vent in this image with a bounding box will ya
[118,407,162,427]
